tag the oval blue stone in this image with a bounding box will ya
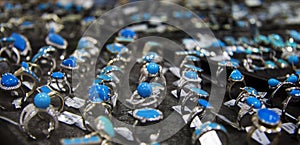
[245,96,262,109]
[268,78,280,87]
[51,71,64,79]
[62,58,77,68]
[289,89,300,97]
[134,108,161,119]
[1,73,19,87]
[106,43,125,54]
[137,82,152,98]
[257,108,280,125]
[229,69,243,81]
[34,92,51,109]
[48,33,65,46]
[146,62,159,75]
[119,29,136,38]
[288,55,299,64]
[97,116,115,138]
[89,84,110,102]
[286,74,298,83]
[11,33,27,51]
[198,99,211,109]
[184,71,198,79]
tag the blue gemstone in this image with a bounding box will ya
[243,87,258,95]
[286,40,297,49]
[268,78,280,87]
[62,57,77,68]
[184,71,198,79]
[89,84,110,102]
[137,82,152,98]
[265,61,277,68]
[48,33,65,46]
[190,87,209,97]
[229,69,243,81]
[119,29,136,38]
[83,16,95,23]
[40,85,52,94]
[1,73,19,87]
[134,108,162,120]
[257,108,280,125]
[290,30,300,41]
[289,89,300,97]
[143,52,158,62]
[34,92,51,109]
[224,36,236,45]
[211,39,225,47]
[51,71,64,79]
[146,62,160,75]
[21,61,29,69]
[106,43,125,54]
[97,74,113,82]
[97,116,115,138]
[245,96,262,109]
[288,55,299,64]
[186,56,200,61]
[198,99,211,109]
[286,74,298,83]
[101,66,121,74]
[11,33,27,51]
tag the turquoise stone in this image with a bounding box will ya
[48,33,65,46]
[89,84,110,102]
[1,73,19,87]
[143,52,158,62]
[146,62,159,75]
[62,57,77,68]
[290,30,300,41]
[243,87,258,95]
[51,72,64,79]
[97,116,115,138]
[190,87,209,97]
[198,99,211,109]
[184,64,203,72]
[134,108,162,120]
[184,71,198,79]
[229,69,243,81]
[288,55,299,64]
[186,56,200,61]
[286,74,298,83]
[119,29,136,38]
[289,89,300,97]
[268,78,280,87]
[245,96,262,109]
[257,108,280,125]
[137,82,152,98]
[11,33,26,51]
[34,92,51,109]
[40,85,52,94]
[106,43,125,54]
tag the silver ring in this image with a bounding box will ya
[31,46,57,75]
[177,70,202,99]
[48,71,72,95]
[226,69,246,99]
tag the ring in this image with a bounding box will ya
[48,71,72,95]
[14,61,40,99]
[0,37,21,64]
[179,55,200,68]
[86,84,114,111]
[185,98,212,123]
[236,96,263,130]
[11,33,32,61]
[37,85,64,112]
[60,56,80,91]
[71,49,92,75]
[247,108,281,145]
[267,74,298,106]
[226,69,246,99]
[235,86,259,106]
[243,54,266,72]
[216,59,239,86]
[282,87,300,120]
[19,92,59,140]
[106,43,131,67]
[0,73,25,110]
[139,62,166,84]
[177,70,202,99]
[192,121,228,145]
[31,46,57,75]
[126,82,165,109]
[181,88,209,115]
[132,107,163,123]
[99,65,123,84]
[45,33,68,60]
[77,36,99,57]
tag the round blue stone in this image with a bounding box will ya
[198,99,211,109]
[119,29,136,38]
[137,82,152,98]
[89,84,110,102]
[268,78,280,87]
[11,33,26,51]
[1,73,19,87]
[184,71,198,79]
[146,62,159,75]
[135,108,161,119]
[62,58,77,68]
[34,92,51,109]
[289,89,300,97]
[286,74,298,83]
[48,33,65,46]
[257,108,280,125]
[288,55,299,64]
[229,69,243,81]
[245,96,262,109]
[51,72,65,79]
[97,116,115,138]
